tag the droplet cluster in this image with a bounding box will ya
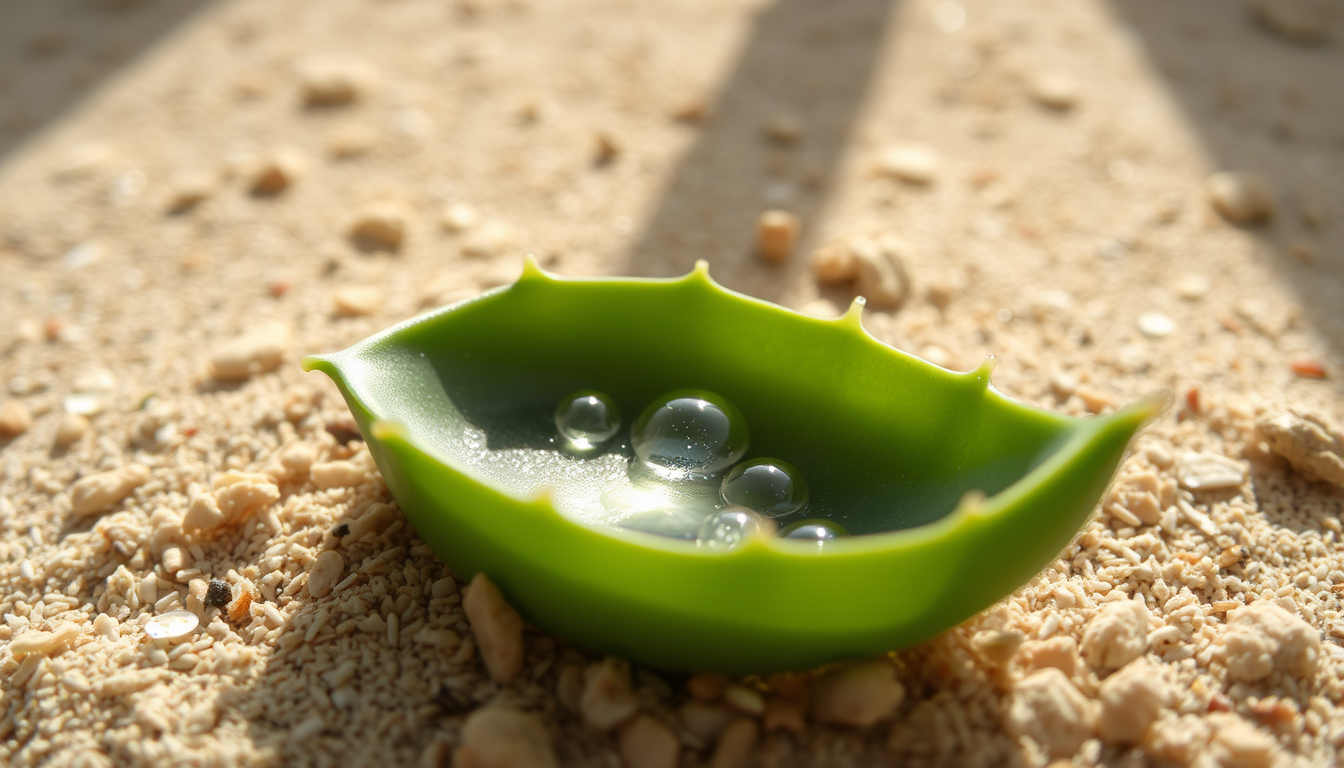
[554,389,846,549]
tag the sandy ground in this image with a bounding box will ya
[1,0,1343,765]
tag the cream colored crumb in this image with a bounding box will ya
[462,572,525,684]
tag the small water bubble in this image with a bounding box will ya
[779,518,848,545]
[632,390,748,479]
[555,390,620,451]
[720,458,808,518]
[697,506,770,550]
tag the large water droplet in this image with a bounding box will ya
[697,506,770,550]
[632,390,748,479]
[554,390,621,451]
[720,458,808,518]
[779,518,847,546]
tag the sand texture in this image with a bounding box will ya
[1,0,1342,766]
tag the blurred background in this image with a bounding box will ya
[1,0,1340,415]
[1,0,1342,765]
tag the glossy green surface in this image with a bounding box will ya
[303,259,1155,674]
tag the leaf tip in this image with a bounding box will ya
[841,296,867,333]
[687,259,713,286]
[519,252,549,283]
[970,355,997,388]
[301,354,332,375]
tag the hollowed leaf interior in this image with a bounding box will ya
[331,275,1074,535]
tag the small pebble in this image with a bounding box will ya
[461,220,513,259]
[1137,311,1175,339]
[852,235,911,311]
[1287,239,1316,263]
[1098,660,1169,744]
[310,459,368,489]
[454,708,557,768]
[810,241,859,284]
[64,241,105,271]
[1081,599,1150,671]
[182,472,281,532]
[463,573,524,684]
[327,124,379,158]
[1289,358,1327,379]
[227,590,253,624]
[52,143,114,180]
[333,285,383,317]
[441,202,480,233]
[53,412,90,446]
[10,623,80,656]
[250,148,306,196]
[63,367,116,416]
[1028,71,1080,110]
[0,400,33,438]
[708,718,758,768]
[686,673,729,701]
[1174,274,1210,300]
[1154,192,1183,222]
[723,684,766,716]
[1006,669,1096,759]
[1205,172,1275,225]
[349,200,410,252]
[204,579,232,608]
[617,716,678,768]
[972,630,1024,666]
[1049,370,1079,399]
[298,54,377,106]
[1223,604,1320,682]
[1250,0,1334,44]
[593,131,621,164]
[670,98,709,123]
[71,464,151,517]
[1176,452,1248,491]
[1075,386,1116,414]
[875,143,939,185]
[1255,408,1344,488]
[810,661,905,727]
[678,700,736,743]
[144,610,200,641]
[756,210,799,264]
[166,171,217,213]
[580,658,640,731]
[918,344,953,369]
[762,115,802,144]
[307,550,346,599]
[209,320,292,381]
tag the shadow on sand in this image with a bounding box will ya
[620,0,902,303]
[0,0,217,164]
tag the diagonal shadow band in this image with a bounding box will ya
[1107,0,1344,360]
[621,0,901,301]
[0,0,217,165]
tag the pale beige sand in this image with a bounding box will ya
[1,0,1342,766]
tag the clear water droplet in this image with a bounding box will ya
[555,390,621,451]
[144,609,200,641]
[697,506,770,550]
[779,518,848,546]
[720,458,808,518]
[632,390,749,479]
